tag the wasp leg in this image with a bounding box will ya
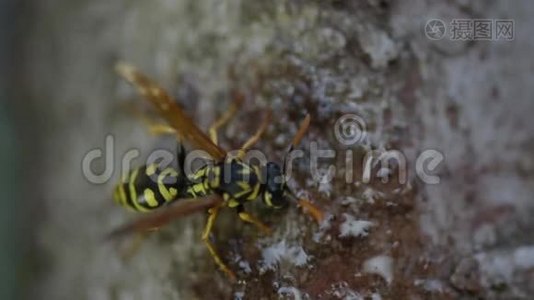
[118,232,147,260]
[118,229,159,261]
[208,92,244,145]
[202,205,236,281]
[147,124,176,136]
[236,110,272,159]
[236,205,272,235]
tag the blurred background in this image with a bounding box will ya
[2,0,534,299]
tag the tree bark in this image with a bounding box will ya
[14,0,534,299]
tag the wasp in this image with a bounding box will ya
[109,62,324,281]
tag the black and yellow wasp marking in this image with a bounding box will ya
[113,148,270,213]
[187,159,280,208]
[113,162,182,212]
[110,62,324,281]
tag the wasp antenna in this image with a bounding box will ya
[286,189,324,224]
[291,114,311,149]
[298,198,324,224]
[264,108,273,123]
[230,89,246,106]
[283,114,311,173]
[115,62,137,81]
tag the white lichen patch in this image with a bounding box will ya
[475,245,534,286]
[233,291,245,300]
[315,166,336,197]
[376,167,392,182]
[414,278,446,293]
[326,282,363,300]
[317,179,334,197]
[313,213,334,243]
[370,293,382,300]
[363,255,394,284]
[340,196,360,206]
[277,286,304,300]
[339,214,374,238]
[231,253,252,274]
[238,259,252,274]
[347,77,368,100]
[258,241,310,273]
[513,246,534,269]
[356,25,399,69]
[473,223,497,250]
[361,187,385,204]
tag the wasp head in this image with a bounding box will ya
[262,162,289,208]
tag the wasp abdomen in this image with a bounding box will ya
[113,163,187,212]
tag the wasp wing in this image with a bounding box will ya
[115,62,226,161]
[106,195,223,240]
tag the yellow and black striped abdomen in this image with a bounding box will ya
[113,163,187,212]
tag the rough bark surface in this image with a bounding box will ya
[18,0,534,299]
